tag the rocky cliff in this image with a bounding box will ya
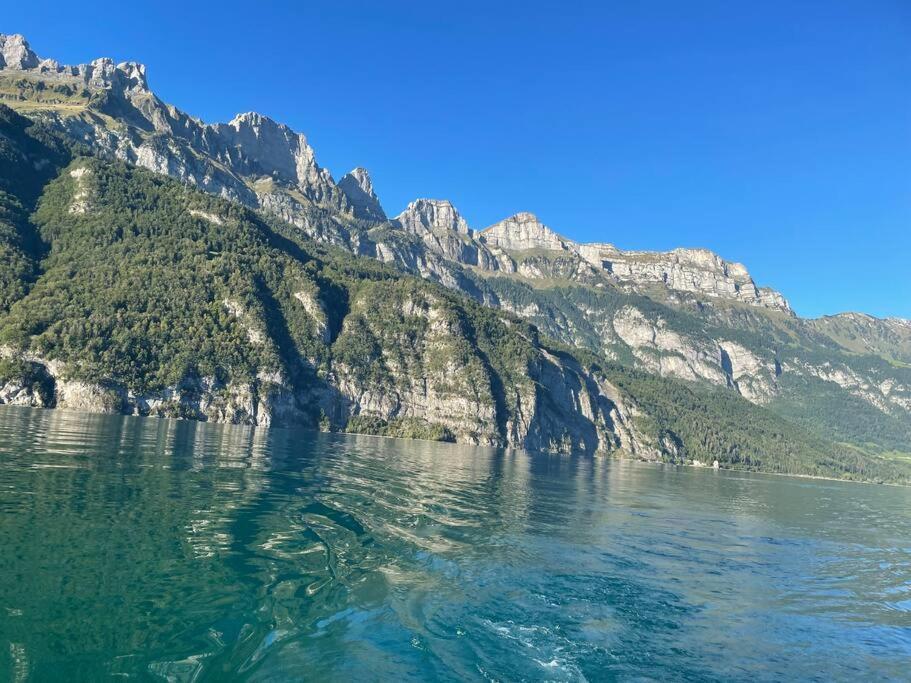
[0,34,353,227]
[0,34,792,315]
[383,201,793,313]
[0,137,659,459]
[481,212,573,252]
[339,167,386,221]
[577,244,791,311]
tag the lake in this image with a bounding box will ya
[0,406,908,681]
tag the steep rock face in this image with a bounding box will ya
[718,340,778,402]
[326,287,502,444]
[578,244,791,312]
[209,112,345,208]
[0,353,296,426]
[338,167,386,221]
[612,306,730,387]
[517,349,655,457]
[396,198,471,236]
[0,35,149,93]
[611,306,779,402]
[0,34,351,223]
[474,213,608,281]
[385,201,791,313]
[0,34,40,69]
[388,200,508,270]
[512,253,602,283]
[480,212,572,252]
[319,282,651,454]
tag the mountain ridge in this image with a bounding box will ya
[0,32,796,315]
[0,33,908,476]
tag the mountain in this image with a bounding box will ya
[809,313,911,366]
[0,34,908,481]
[369,199,909,454]
[339,167,386,222]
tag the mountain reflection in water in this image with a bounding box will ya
[0,406,908,681]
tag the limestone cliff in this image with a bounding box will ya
[338,167,386,221]
[0,34,351,223]
[480,212,573,252]
[0,33,791,315]
[0,146,658,459]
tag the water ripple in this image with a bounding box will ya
[0,407,909,681]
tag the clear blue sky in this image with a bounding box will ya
[5,1,910,318]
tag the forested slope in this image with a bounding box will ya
[0,106,907,482]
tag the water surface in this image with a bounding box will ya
[0,406,908,681]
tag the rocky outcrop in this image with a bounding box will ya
[0,378,50,407]
[579,245,791,312]
[472,214,790,312]
[387,200,508,270]
[338,167,385,221]
[320,285,653,454]
[517,349,658,458]
[0,33,352,225]
[788,358,911,416]
[0,34,149,93]
[611,306,779,402]
[0,34,40,70]
[382,201,791,312]
[480,212,572,252]
[396,198,471,236]
[210,113,346,208]
[0,353,299,426]
[67,166,93,213]
[293,290,332,344]
[613,306,729,386]
[718,340,777,402]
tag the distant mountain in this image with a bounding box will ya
[0,34,908,480]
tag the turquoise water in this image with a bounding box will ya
[0,407,908,681]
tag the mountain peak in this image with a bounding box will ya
[345,167,374,195]
[395,199,471,235]
[0,35,354,215]
[339,167,385,221]
[0,34,39,70]
[0,34,150,94]
[229,111,281,128]
[480,213,571,252]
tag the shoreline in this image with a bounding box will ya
[0,403,907,488]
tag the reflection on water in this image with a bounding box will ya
[0,406,909,681]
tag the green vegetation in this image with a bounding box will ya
[467,267,911,459]
[810,314,911,366]
[0,102,908,482]
[0,72,93,112]
[0,105,73,313]
[603,363,909,483]
[771,373,911,455]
